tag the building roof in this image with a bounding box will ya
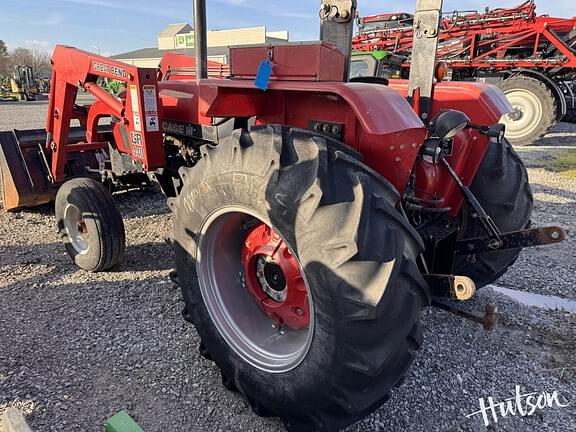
[158,23,193,38]
[112,46,229,60]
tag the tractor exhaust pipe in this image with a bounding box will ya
[193,0,208,80]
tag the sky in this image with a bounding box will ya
[1,0,574,57]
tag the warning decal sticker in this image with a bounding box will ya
[129,85,142,132]
[143,85,159,132]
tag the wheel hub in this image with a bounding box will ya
[242,223,310,329]
[501,89,543,139]
[63,204,90,253]
[256,257,287,302]
[509,106,524,121]
[197,209,314,373]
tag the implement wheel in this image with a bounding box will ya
[453,139,533,288]
[498,75,557,146]
[55,178,125,272]
[172,126,429,431]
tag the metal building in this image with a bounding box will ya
[112,24,289,67]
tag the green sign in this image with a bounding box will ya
[176,32,195,49]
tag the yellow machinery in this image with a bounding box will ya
[8,66,38,101]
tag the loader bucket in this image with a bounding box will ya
[0,129,55,211]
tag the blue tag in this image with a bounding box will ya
[254,60,272,91]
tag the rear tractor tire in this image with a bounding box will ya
[172,126,429,431]
[498,75,557,146]
[453,138,533,288]
[55,178,126,272]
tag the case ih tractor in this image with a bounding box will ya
[353,0,576,146]
[0,0,566,430]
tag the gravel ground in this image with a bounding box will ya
[0,100,575,432]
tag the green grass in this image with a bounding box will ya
[544,149,576,179]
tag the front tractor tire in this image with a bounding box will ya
[55,178,126,272]
[498,75,557,146]
[172,126,429,431]
[453,139,533,288]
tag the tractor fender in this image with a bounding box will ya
[389,80,513,125]
[505,69,567,120]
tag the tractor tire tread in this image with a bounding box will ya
[173,125,429,431]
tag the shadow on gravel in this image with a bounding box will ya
[7,203,55,218]
[0,242,70,267]
[120,242,174,272]
[1,189,169,220]
[0,240,174,275]
[534,135,576,147]
[114,189,171,219]
[532,183,576,202]
[0,274,184,432]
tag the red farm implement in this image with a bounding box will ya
[353,0,576,145]
[0,0,565,430]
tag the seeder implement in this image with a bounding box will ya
[353,0,576,146]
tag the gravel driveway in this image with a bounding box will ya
[0,99,574,432]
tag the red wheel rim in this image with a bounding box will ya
[242,223,310,330]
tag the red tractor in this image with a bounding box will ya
[0,0,565,430]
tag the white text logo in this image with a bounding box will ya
[466,385,570,426]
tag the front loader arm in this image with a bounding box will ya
[46,45,164,182]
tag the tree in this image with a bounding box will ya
[0,41,9,81]
[0,40,8,57]
[6,47,52,79]
[0,45,52,81]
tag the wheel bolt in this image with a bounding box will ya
[295,308,304,316]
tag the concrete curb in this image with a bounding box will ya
[1,408,33,432]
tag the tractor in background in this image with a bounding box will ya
[349,50,406,80]
[9,66,39,101]
[0,0,565,430]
